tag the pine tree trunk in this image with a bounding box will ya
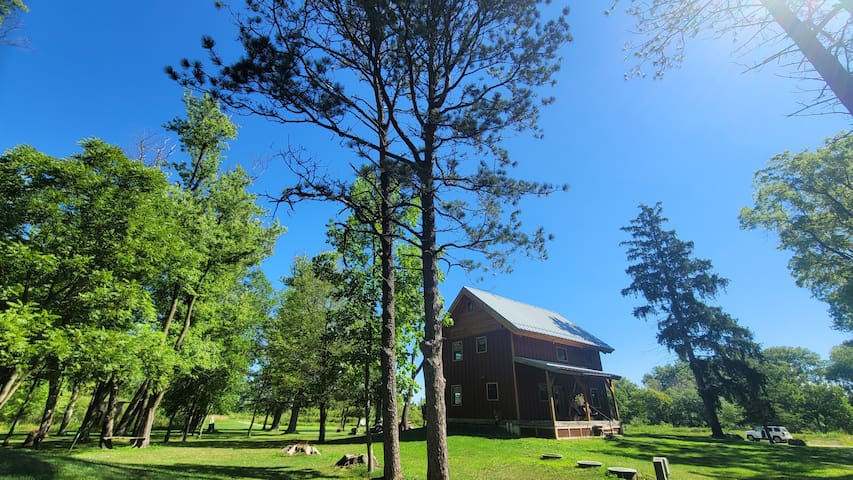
[419,150,450,480]
[57,381,81,435]
[686,352,724,438]
[285,403,300,434]
[364,360,374,474]
[379,159,402,479]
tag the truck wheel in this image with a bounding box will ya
[773,436,781,443]
[747,434,755,441]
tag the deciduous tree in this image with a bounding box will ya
[616,0,853,115]
[741,132,853,333]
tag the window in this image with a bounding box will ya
[452,341,463,361]
[451,385,462,406]
[466,301,474,312]
[538,383,548,402]
[476,336,487,353]
[486,382,499,401]
[556,347,568,362]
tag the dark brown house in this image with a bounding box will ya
[443,287,621,439]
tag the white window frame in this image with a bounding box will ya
[486,382,499,401]
[556,346,568,362]
[476,336,487,354]
[451,385,462,406]
[452,340,463,361]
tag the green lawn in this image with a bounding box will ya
[1,421,851,479]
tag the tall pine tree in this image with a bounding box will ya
[621,203,766,437]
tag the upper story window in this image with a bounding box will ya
[452,340,463,361]
[466,300,474,312]
[556,346,568,362]
[476,336,487,353]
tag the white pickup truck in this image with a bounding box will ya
[745,426,792,443]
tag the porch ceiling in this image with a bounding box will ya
[515,356,622,379]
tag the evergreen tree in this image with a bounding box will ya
[621,202,766,437]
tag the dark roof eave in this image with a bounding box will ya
[515,356,622,380]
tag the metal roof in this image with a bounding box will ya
[459,286,614,353]
[515,356,622,379]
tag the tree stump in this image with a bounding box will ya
[335,453,378,469]
[281,444,320,456]
[607,467,638,479]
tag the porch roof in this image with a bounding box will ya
[515,356,622,379]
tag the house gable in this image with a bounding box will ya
[452,286,613,352]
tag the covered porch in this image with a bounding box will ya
[513,356,622,439]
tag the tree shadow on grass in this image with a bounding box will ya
[0,449,56,479]
[0,452,346,480]
[606,433,853,480]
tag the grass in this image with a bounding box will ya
[1,419,851,479]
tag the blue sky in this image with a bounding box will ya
[2,1,850,387]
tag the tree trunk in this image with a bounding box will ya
[76,382,108,443]
[181,409,193,442]
[132,390,165,448]
[379,163,402,478]
[133,292,197,448]
[419,149,451,480]
[32,361,62,449]
[400,357,422,430]
[262,410,269,431]
[115,380,147,436]
[164,412,176,443]
[364,359,374,474]
[285,402,300,434]
[318,401,327,444]
[99,376,119,449]
[687,353,724,438]
[338,407,348,432]
[270,405,284,431]
[0,367,28,412]
[182,395,198,443]
[56,381,81,435]
[2,376,40,447]
[761,0,853,116]
[248,405,258,437]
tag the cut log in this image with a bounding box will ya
[281,443,320,456]
[335,453,378,469]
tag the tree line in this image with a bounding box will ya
[0,93,280,448]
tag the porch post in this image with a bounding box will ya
[607,378,621,421]
[583,378,591,423]
[510,338,521,424]
[545,370,557,438]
